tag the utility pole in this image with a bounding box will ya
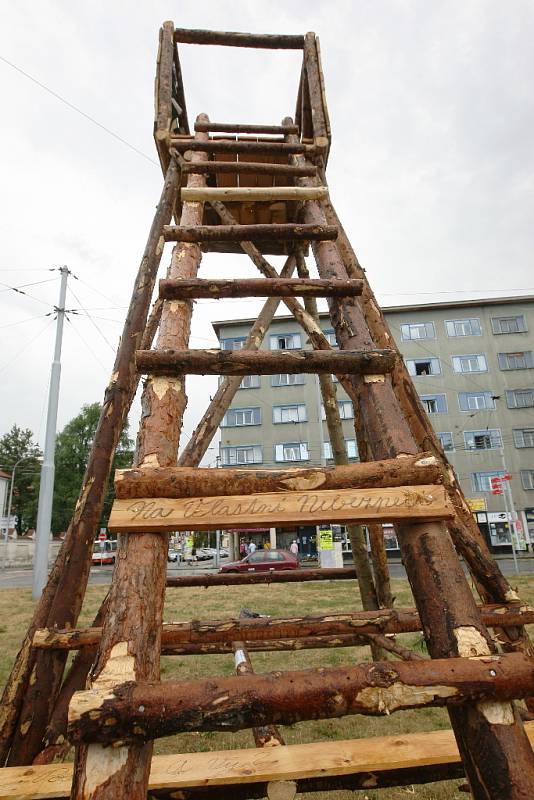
[32,266,70,598]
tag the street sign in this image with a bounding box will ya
[99,531,107,541]
[490,476,503,495]
[467,497,487,512]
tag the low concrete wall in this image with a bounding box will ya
[1,538,62,568]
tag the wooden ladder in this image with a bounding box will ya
[2,23,534,800]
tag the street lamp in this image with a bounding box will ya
[2,455,42,569]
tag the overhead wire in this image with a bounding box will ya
[0,316,55,377]
[67,285,116,353]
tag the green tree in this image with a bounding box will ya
[0,425,42,533]
[52,403,133,534]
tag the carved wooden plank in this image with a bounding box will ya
[180,186,327,202]
[7,722,534,798]
[159,277,362,300]
[108,485,452,534]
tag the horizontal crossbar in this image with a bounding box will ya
[179,160,316,177]
[68,652,534,744]
[7,723,534,798]
[194,122,300,134]
[163,222,337,242]
[114,453,441,499]
[173,28,305,49]
[170,139,313,155]
[180,186,327,202]
[135,347,395,375]
[158,277,362,300]
[165,568,358,589]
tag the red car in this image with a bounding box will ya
[220,549,298,573]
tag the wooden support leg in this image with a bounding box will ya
[70,116,209,799]
[284,119,534,798]
[1,158,180,768]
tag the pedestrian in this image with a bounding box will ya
[248,539,257,555]
[290,539,299,558]
[239,539,247,558]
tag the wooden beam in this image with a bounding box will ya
[233,642,285,748]
[180,185,327,202]
[8,723,534,799]
[32,604,534,651]
[165,568,357,588]
[135,347,396,376]
[303,33,329,151]
[194,122,299,134]
[68,653,534,744]
[159,277,362,300]
[163,223,337,242]
[107,484,453,534]
[169,139,314,155]
[179,160,316,177]
[154,22,175,143]
[173,29,305,49]
[115,453,442,500]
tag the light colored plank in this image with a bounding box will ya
[1,723,533,798]
[108,484,453,533]
[181,186,327,202]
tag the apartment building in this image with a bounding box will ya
[212,295,534,555]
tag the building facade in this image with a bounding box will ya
[213,295,534,555]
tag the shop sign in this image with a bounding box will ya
[319,525,333,550]
[467,497,487,512]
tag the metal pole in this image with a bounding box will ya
[499,448,519,575]
[2,460,19,569]
[215,529,221,569]
[32,266,70,598]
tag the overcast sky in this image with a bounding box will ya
[1,0,533,462]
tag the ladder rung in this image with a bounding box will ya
[135,348,396,376]
[180,186,327,203]
[159,278,363,300]
[169,138,315,155]
[115,453,440,500]
[163,223,338,243]
[173,28,305,49]
[194,122,299,135]
[180,160,317,177]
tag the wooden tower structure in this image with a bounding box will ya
[1,22,534,800]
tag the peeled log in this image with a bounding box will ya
[158,277,363,299]
[163,223,337,243]
[68,652,534,744]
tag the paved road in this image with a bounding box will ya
[2,556,534,589]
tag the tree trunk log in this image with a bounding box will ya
[116,453,440,499]
[159,277,362,299]
[68,652,534,744]
[181,186,327,203]
[232,642,285,748]
[2,157,180,768]
[163,223,337,242]
[368,524,394,608]
[180,159,316,177]
[169,139,312,155]
[172,29,305,49]
[165,568,357,588]
[135,347,396,376]
[194,122,299,134]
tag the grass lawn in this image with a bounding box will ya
[1,574,533,799]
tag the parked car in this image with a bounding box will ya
[167,548,180,563]
[220,549,298,573]
[91,540,117,565]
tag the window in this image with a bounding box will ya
[464,429,502,450]
[221,408,261,427]
[221,445,262,466]
[437,432,454,451]
[220,337,246,350]
[445,318,481,337]
[458,391,496,412]
[275,442,309,462]
[248,552,264,564]
[331,374,339,383]
[521,470,534,490]
[506,389,534,409]
[452,354,487,373]
[498,351,534,370]
[239,374,260,389]
[406,357,441,377]
[323,439,359,459]
[267,550,284,561]
[271,374,306,387]
[491,315,527,334]
[273,404,307,424]
[513,428,534,448]
[323,329,338,347]
[472,470,506,492]
[420,394,447,414]
[400,321,435,340]
[321,400,354,420]
[270,333,301,350]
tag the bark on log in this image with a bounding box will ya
[180,186,327,202]
[69,117,209,800]
[135,347,396,376]
[169,139,313,155]
[159,277,363,299]
[154,22,175,141]
[178,256,296,466]
[232,642,285,748]
[68,652,534,744]
[368,524,394,608]
[172,29,305,49]
[165,568,358,588]
[163,223,337,242]
[180,160,316,177]
[303,33,328,147]
[33,604,534,650]
[287,130,534,796]
[115,454,443,499]
[2,157,181,768]
[194,122,300,134]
